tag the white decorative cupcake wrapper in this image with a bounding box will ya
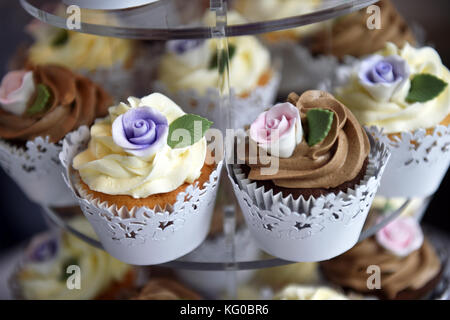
[176,227,261,297]
[320,63,450,197]
[268,43,339,96]
[0,136,78,207]
[367,125,450,197]
[153,67,281,130]
[59,126,223,265]
[228,135,390,262]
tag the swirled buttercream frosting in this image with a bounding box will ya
[310,0,415,59]
[275,285,348,300]
[158,12,271,96]
[73,93,207,198]
[335,42,450,133]
[27,13,134,71]
[0,65,112,143]
[244,90,370,189]
[16,218,132,300]
[133,279,201,300]
[320,237,441,299]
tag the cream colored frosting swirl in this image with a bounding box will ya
[234,0,324,39]
[275,285,348,300]
[158,12,270,96]
[27,13,134,71]
[321,237,441,299]
[73,93,207,198]
[335,42,450,133]
[17,218,131,300]
[245,91,370,189]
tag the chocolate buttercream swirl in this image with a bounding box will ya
[321,237,441,299]
[245,90,370,189]
[0,65,112,143]
[132,279,202,300]
[309,0,416,59]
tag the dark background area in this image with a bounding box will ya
[0,0,449,253]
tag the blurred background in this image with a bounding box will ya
[1,0,449,254]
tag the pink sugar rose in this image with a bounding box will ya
[249,102,303,158]
[376,216,424,257]
[0,70,36,116]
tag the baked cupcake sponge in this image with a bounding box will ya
[77,163,215,211]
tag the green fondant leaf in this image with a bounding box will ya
[167,114,213,149]
[306,108,334,146]
[208,44,236,74]
[51,29,69,47]
[27,84,51,116]
[406,73,448,103]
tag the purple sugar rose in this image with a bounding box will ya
[358,54,410,102]
[167,39,204,55]
[27,234,59,263]
[112,106,168,158]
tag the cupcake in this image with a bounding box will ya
[60,92,222,265]
[0,65,112,206]
[24,11,157,102]
[254,259,319,290]
[274,285,349,300]
[321,217,443,300]
[229,90,390,261]
[233,0,330,95]
[330,42,450,197]
[370,196,427,220]
[255,0,416,95]
[10,217,136,300]
[233,0,325,43]
[132,278,202,300]
[309,0,416,59]
[154,11,280,130]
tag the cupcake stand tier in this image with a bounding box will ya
[41,199,410,271]
[21,0,379,39]
[19,0,417,272]
[19,0,408,271]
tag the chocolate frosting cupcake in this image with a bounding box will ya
[309,0,416,59]
[321,237,442,300]
[0,65,112,143]
[132,278,202,300]
[242,90,370,198]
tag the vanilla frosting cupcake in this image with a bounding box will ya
[60,92,222,265]
[268,0,416,95]
[25,11,155,101]
[0,65,112,206]
[234,0,325,42]
[331,42,450,197]
[335,43,450,133]
[255,260,319,290]
[27,22,134,73]
[274,285,349,300]
[72,93,212,207]
[159,35,271,97]
[12,218,135,300]
[155,11,280,129]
